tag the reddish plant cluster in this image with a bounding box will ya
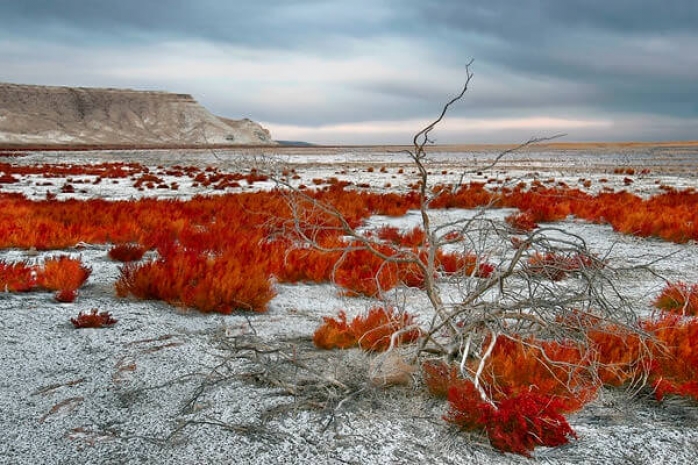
[108,243,148,262]
[0,261,37,292]
[505,211,538,232]
[375,225,426,247]
[39,256,92,293]
[0,256,90,302]
[445,382,577,457]
[0,161,145,179]
[424,334,594,456]
[333,244,400,297]
[421,311,698,457]
[436,250,495,278]
[525,252,601,281]
[643,315,698,401]
[653,281,698,316]
[313,307,421,352]
[116,244,275,314]
[70,309,117,328]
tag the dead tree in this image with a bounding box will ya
[271,61,650,407]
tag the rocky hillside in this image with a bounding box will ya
[0,83,275,146]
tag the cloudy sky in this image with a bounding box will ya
[1,1,696,144]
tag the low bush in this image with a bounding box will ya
[0,261,37,292]
[70,309,117,328]
[38,256,91,293]
[653,281,698,316]
[313,307,421,352]
[108,243,148,262]
[115,246,275,313]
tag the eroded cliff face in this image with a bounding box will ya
[0,83,275,146]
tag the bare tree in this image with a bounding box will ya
[267,62,651,411]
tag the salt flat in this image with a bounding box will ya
[1,146,698,464]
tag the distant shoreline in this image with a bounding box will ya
[1,140,697,153]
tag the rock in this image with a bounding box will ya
[0,83,276,146]
[369,351,417,387]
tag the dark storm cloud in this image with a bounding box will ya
[0,0,397,51]
[407,0,698,119]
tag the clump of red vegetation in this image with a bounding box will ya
[333,244,399,297]
[375,225,426,247]
[423,334,602,456]
[1,256,90,301]
[436,250,495,278]
[108,243,148,262]
[313,307,421,352]
[0,261,37,292]
[445,383,578,457]
[70,309,117,328]
[38,256,91,294]
[653,281,698,316]
[115,244,275,314]
[505,211,538,232]
[525,252,601,281]
[643,315,698,401]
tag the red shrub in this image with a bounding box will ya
[313,307,421,352]
[445,382,577,457]
[71,309,117,328]
[397,260,429,288]
[653,281,698,316]
[333,245,399,297]
[108,243,147,262]
[643,315,698,401]
[0,261,37,292]
[422,360,459,398]
[376,225,426,247]
[437,250,494,278]
[312,310,357,350]
[115,246,275,314]
[475,335,597,411]
[350,307,421,352]
[505,211,538,232]
[38,256,91,292]
[586,324,648,387]
[55,289,78,303]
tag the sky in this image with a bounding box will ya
[0,0,696,145]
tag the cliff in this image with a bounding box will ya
[0,83,276,146]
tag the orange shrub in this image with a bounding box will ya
[333,244,399,297]
[312,310,357,350]
[422,360,459,398]
[586,324,648,387]
[38,256,91,292]
[116,247,275,314]
[265,237,343,284]
[643,315,698,401]
[108,243,148,262]
[313,307,421,352]
[350,307,421,351]
[71,309,117,328]
[505,211,538,232]
[0,261,37,292]
[446,384,578,457]
[437,250,494,278]
[475,335,598,412]
[653,281,698,316]
[375,225,426,247]
[55,288,79,303]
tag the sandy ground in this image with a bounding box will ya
[1,147,698,464]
